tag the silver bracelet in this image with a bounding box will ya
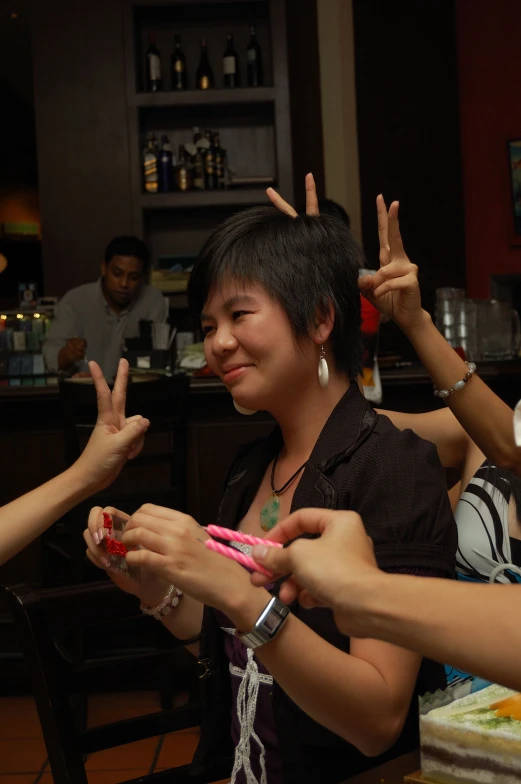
[433,361,476,399]
[140,584,183,620]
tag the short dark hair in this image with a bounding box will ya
[318,199,351,229]
[104,236,150,272]
[188,207,364,379]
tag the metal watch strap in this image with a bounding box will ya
[237,596,290,650]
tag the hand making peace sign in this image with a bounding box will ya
[75,358,150,492]
[358,196,423,330]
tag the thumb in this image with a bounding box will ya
[252,542,293,575]
[115,417,150,449]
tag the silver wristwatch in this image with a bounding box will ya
[238,596,290,649]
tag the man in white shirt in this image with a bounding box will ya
[43,236,168,381]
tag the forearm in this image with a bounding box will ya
[0,466,94,565]
[158,595,203,657]
[356,573,521,692]
[229,590,408,755]
[404,311,520,472]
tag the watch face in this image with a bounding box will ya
[239,597,289,649]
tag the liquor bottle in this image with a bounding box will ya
[203,129,215,190]
[246,25,263,87]
[174,145,193,191]
[145,32,162,92]
[223,33,239,87]
[143,132,158,193]
[196,39,214,90]
[171,34,187,90]
[192,127,205,191]
[211,131,227,190]
[158,134,173,192]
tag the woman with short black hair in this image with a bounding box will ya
[85,204,456,784]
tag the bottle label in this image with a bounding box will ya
[174,59,184,73]
[194,168,204,189]
[223,56,236,75]
[247,49,257,62]
[199,75,210,89]
[144,152,158,192]
[149,53,161,80]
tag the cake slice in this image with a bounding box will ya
[420,684,521,784]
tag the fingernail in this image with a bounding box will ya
[252,544,268,561]
[98,528,104,542]
[93,532,100,545]
[101,557,110,568]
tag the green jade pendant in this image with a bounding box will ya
[260,493,280,532]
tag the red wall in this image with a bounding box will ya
[456,0,521,298]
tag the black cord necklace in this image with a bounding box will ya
[260,452,307,532]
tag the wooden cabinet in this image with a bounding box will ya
[123,0,293,265]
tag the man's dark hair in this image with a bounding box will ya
[104,236,150,272]
[188,206,364,379]
[318,199,351,229]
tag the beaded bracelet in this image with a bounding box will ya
[433,361,476,399]
[140,584,183,620]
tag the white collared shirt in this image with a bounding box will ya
[43,279,168,381]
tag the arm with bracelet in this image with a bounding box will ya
[359,195,521,477]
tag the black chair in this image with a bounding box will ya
[6,581,231,784]
[42,374,192,712]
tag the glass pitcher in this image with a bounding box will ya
[477,300,521,360]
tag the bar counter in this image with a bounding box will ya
[2,359,520,521]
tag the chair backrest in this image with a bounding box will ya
[6,581,213,784]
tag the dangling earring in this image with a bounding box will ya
[233,400,258,416]
[318,345,329,389]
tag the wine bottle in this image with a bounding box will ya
[171,34,187,90]
[192,127,205,191]
[196,39,214,90]
[145,32,162,92]
[203,129,215,190]
[143,132,158,193]
[246,25,263,87]
[223,33,239,88]
[174,145,193,191]
[158,134,173,192]
[211,132,226,190]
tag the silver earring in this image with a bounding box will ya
[233,400,258,416]
[318,345,329,389]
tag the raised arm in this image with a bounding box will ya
[0,360,149,565]
[251,508,521,693]
[359,196,521,475]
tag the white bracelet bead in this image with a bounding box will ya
[140,584,183,620]
[434,361,476,399]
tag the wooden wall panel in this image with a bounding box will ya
[32,0,134,296]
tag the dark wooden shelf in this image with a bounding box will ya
[133,87,276,108]
[140,188,269,209]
